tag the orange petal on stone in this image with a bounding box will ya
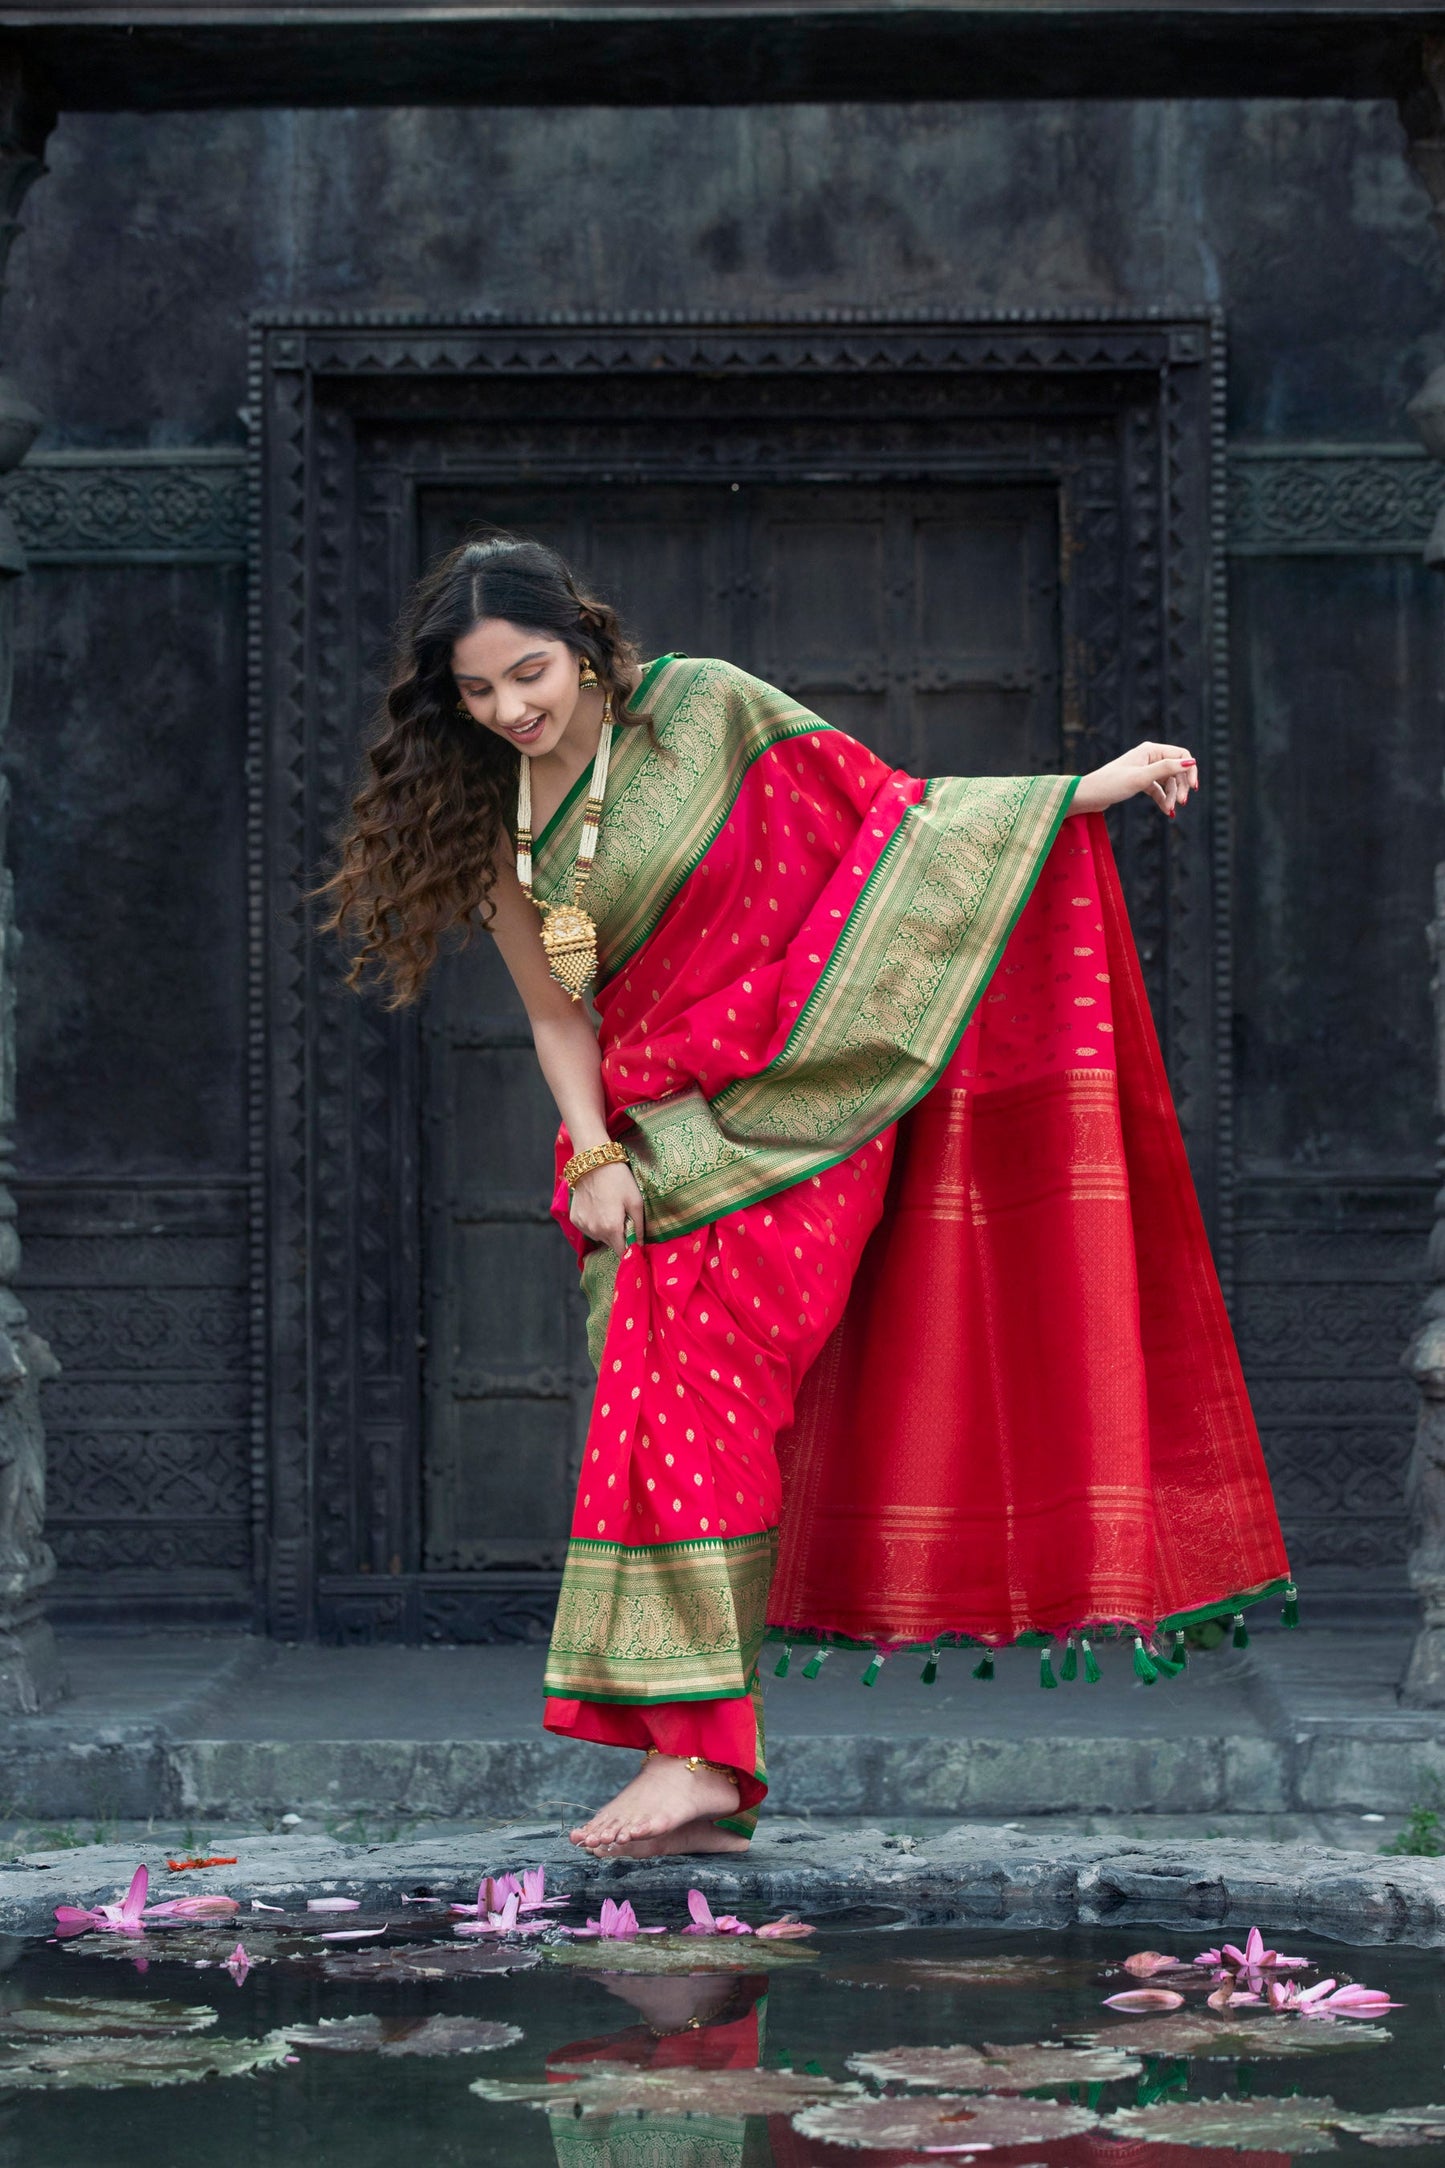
[1103,1988,1186,2012]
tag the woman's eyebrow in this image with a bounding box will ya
[455,649,549,684]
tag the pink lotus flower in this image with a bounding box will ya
[453,1891,547,1938]
[1196,1926,1307,1988]
[756,1915,816,1940]
[1103,1988,1185,2013]
[225,1942,251,1985]
[564,1897,665,1940]
[451,1875,520,1919]
[518,1867,569,1912]
[54,1863,150,1939]
[683,1888,753,1936]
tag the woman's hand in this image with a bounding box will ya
[570,1158,647,1259]
[1070,741,1198,818]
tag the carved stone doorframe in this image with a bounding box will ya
[251,309,1228,1642]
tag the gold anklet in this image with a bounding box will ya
[644,1747,738,1780]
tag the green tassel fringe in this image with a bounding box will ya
[1173,1629,1187,1670]
[773,1644,792,1679]
[921,1648,939,1685]
[1282,1585,1300,1630]
[1081,1634,1101,1684]
[1132,1634,1159,1684]
[1039,1644,1058,1689]
[861,1652,883,1687]
[1232,1612,1250,1650]
[801,1647,830,1680]
[1060,1635,1078,1683]
[972,1652,995,1682]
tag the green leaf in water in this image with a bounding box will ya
[283,2015,521,2057]
[847,2041,1143,2090]
[1069,2012,1390,2058]
[472,2065,843,2118]
[1,1997,218,2038]
[545,1939,810,1975]
[1106,2093,1343,2150]
[792,2091,1100,2151]
[828,1953,1096,1992]
[0,2029,293,2091]
[1337,2105,1445,2147]
[320,1943,540,1982]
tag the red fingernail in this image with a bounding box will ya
[1167,807,1176,819]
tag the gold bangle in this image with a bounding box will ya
[563,1140,630,1190]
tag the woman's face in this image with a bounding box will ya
[451,618,585,759]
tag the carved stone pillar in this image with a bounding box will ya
[1399,40,1445,1702]
[0,51,62,1714]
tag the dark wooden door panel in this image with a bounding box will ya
[416,478,1061,1575]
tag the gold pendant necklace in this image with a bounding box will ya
[515,696,614,1000]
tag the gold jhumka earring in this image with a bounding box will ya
[577,655,601,690]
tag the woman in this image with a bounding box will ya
[323,535,1294,1861]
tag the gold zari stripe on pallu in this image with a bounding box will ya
[544,1530,777,1703]
[530,656,830,984]
[622,768,1079,1240]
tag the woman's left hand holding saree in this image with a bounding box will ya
[486,845,647,1261]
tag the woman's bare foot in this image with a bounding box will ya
[582,1816,752,1859]
[570,1753,743,1854]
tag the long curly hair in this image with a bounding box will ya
[317,533,649,1008]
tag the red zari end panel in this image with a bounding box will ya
[770,813,1288,1648]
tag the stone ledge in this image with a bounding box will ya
[6,1822,1445,1945]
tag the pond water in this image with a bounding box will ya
[3,1898,1445,2164]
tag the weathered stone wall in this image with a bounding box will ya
[4,97,1441,1618]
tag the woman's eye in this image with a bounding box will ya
[517,672,544,685]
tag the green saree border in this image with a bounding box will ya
[623,770,1080,1241]
[763,1576,1298,1676]
[531,652,681,858]
[539,656,837,981]
[545,1527,777,1705]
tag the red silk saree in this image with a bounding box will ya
[536,656,1292,1826]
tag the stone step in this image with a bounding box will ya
[1,1627,1439,1823]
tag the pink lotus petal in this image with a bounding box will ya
[306,1898,361,1912]
[1221,1943,1249,1969]
[1103,1988,1185,2013]
[1123,1951,1183,1978]
[319,1926,388,1941]
[1244,1927,1265,1967]
[684,1888,715,1934]
[1194,1949,1223,1967]
[518,1867,569,1911]
[225,1942,251,1985]
[251,1900,285,1913]
[401,1893,444,1906]
[1297,1977,1339,2004]
[144,1894,240,1920]
[756,1917,816,1940]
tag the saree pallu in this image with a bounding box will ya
[537,656,1291,1814]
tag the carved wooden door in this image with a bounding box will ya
[416,481,1061,1577]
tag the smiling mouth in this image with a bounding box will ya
[507,716,546,740]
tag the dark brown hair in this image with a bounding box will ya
[317,533,647,1008]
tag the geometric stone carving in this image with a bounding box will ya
[0,56,63,1709]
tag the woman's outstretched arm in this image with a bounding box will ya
[486,853,647,1257]
[1070,741,1197,817]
